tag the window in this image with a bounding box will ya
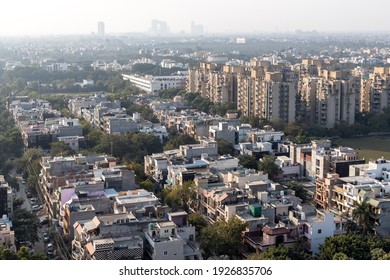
[163,251,168,256]
[318,229,322,234]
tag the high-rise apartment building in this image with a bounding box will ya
[314,70,357,128]
[191,21,204,36]
[98,21,105,36]
[149,19,169,36]
[188,58,369,128]
[360,67,390,114]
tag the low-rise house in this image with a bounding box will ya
[144,212,201,260]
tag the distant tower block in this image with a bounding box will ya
[98,21,105,36]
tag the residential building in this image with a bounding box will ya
[144,212,201,260]
[360,67,390,114]
[0,215,16,252]
[0,176,13,218]
[72,213,144,260]
[209,122,236,145]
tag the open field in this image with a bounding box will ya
[333,135,390,161]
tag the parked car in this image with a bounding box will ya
[26,192,32,198]
[39,216,49,225]
[30,198,37,204]
[42,232,50,242]
[32,204,42,211]
[47,243,54,256]
[19,241,32,248]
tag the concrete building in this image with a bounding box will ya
[209,122,236,144]
[0,215,16,252]
[360,67,390,114]
[20,124,53,149]
[45,63,69,72]
[57,136,84,151]
[144,212,201,260]
[149,19,169,36]
[48,118,83,138]
[101,116,138,135]
[179,139,218,160]
[122,74,187,94]
[0,176,13,218]
[68,93,107,116]
[39,154,118,219]
[275,156,300,179]
[349,158,390,179]
[314,71,357,128]
[191,21,204,36]
[113,189,161,216]
[72,213,144,260]
[98,21,105,36]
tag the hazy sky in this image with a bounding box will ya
[0,0,389,36]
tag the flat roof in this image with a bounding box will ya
[105,188,118,197]
[169,211,188,217]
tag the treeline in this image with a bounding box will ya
[83,123,163,164]
[132,63,185,76]
[0,107,24,175]
[0,66,132,94]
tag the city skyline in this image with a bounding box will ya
[0,0,390,36]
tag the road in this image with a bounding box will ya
[15,176,48,255]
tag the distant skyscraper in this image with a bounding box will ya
[149,19,169,36]
[191,21,204,36]
[98,21,105,36]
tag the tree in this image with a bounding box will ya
[238,155,258,170]
[164,134,198,150]
[140,178,155,193]
[247,239,311,260]
[0,246,48,260]
[352,201,373,235]
[162,181,196,212]
[188,213,207,236]
[128,162,147,183]
[319,234,372,260]
[258,155,279,180]
[370,248,390,260]
[0,248,18,260]
[285,181,310,203]
[199,217,246,259]
[12,209,40,245]
[332,252,351,260]
[13,197,25,210]
[50,141,74,157]
[17,246,31,260]
[216,138,235,155]
[7,176,19,192]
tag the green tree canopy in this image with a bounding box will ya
[12,209,40,246]
[258,155,279,180]
[188,213,207,237]
[162,181,196,212]
[164,134,198,150]
[199,217,246,259]
[319,234,390,260]
[216,138,235,156]
[352,201,373,235]
[238,155,258,170]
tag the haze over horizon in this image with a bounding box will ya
[0,0,389,36]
